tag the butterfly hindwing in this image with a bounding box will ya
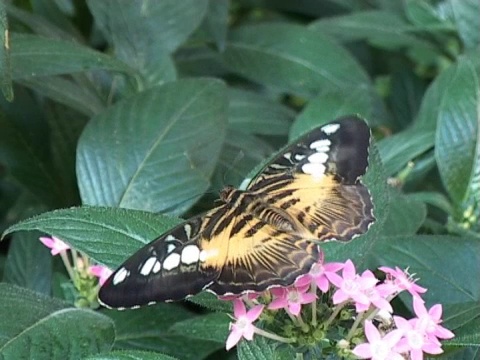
[99,116,375,308]
[201,210,320,296]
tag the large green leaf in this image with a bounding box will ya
[371,235,480,305]
[211,130,274,191]
[77,78,228,216]
[448,0,480,49]
[10,33,133,80]
[170,312,229,343]
[1,206,181,269]
[0,283,114,359]
[86,350,178,360]
[434,58,479,206]
[87,0,206,87]
[290,88,377,139]
[3,230,52,294]
[0,96,62,208]
[223,23,370,97]
[228,88,294,136]
[378,126,435,176]
[104,305,222,360]
[309,10,437,51]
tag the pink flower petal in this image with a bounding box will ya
[226,328,243,350]
[233,299,247,318]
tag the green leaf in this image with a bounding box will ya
[0,1,13,101]
[238,337,295,360]
[0,102,62,207]
[380,191,426,235]
[309,10,439,50]
[0,283,114,359]
[170,312,229,343]
[415,52,479,132]
[228,88,295,136]
[104,305,222,360]
[202,0,229,51]
[19,76,105,116]
[371,235,480,305]
[10,33,133,80]
[434,59,479,205]
[3,230,52,294]
[76,78,228,216]
[211,130,274,191]
[1,206,182,269]
[388,68,426,130]
[187,292,233,313]
[449,0,480,49]
[378,126,435,176]
[86,350,178,360]
[88,0,208,55]
[290,88,376,139]
[223,23,370,97]
[442,302,480,346]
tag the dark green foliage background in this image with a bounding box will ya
[0,1,479,359]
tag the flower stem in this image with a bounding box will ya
[254,327,295,344]
[346,311,365,341]
[311,283,318,326]
[60,250,75,281]
[324,301,347,328]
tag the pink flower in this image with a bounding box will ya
[39,236,70,255]
[226,299,264,350]
[294,251,344,292]
[268,285,316,316]
[380,266,427,298]
[327,260,378,311]
[394,316,444,360]
[412,297,454,340]
[357,282,393,313]
[89,265,113,286]
[352,320,404,360]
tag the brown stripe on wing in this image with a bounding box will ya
[204,212,319,295]
[266,173,374,242]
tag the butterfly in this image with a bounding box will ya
[98,116,375,309]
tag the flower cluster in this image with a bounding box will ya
[39,236,112,307]
[223,254,454,359]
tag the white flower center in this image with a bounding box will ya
[343,278,360,294]
[371,340,390,358]
[407,329,424,349]
[287,290,300,303]
[236,316,249,330]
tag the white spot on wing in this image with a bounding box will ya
[283,152,292,161]
[309,139,331,150]
[322,123,340,135]
[308,152,328,164]
[140,256,157,276]
[181,245,200,265]
[165,235,176,242]
[113,267,129,285]
[163,253,181,271]
[153,261,161,273]
[167,243,176,254]
[302,162,326,178]
[184,224,192,238]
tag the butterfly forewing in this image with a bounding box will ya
[98,116,375,308]
[98,215,221,308]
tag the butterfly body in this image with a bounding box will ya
[99,116,375,309]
